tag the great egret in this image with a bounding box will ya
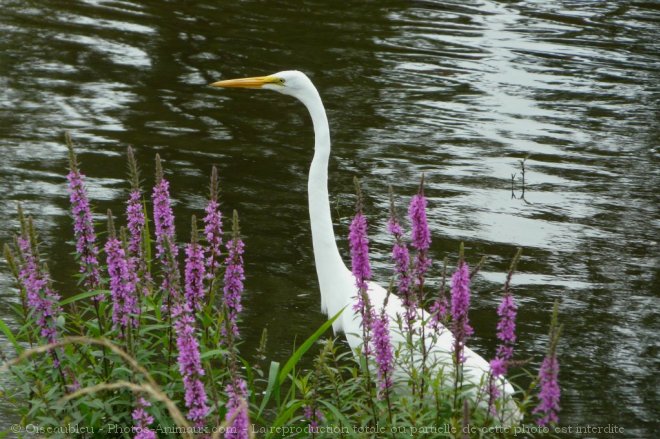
[210,70,520,423]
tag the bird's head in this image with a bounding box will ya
[210,70,314,99]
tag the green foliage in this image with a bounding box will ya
[0,146,560,438]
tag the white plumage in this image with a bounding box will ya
[211,70,521,424]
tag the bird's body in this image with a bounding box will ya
[211,70,520,424]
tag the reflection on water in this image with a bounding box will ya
[0,0,658,436]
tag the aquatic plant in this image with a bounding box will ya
[451,257,474,365]
[0,139,562,439]
[204,165,224,281]
[152,154,181,312]
[65,134,102,294]
[222,211,245,340]
[534,301,562,426]
[105,211,139,332]
[184,217,206,312]
[388,188,414,331]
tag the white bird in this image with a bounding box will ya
[210,70,520,423]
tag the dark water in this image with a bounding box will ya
[1,0,658,437]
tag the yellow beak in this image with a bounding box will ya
[209,75,280,89]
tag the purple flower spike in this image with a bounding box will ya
[204,166,224,279]
[66,140,101,294]
[349,211,376,355]
[132,397,156,439]
[371,313,394,395]
[152,162,178,260]
[487,291,519,415]
[534,302,561,426]
[127,190,146,256]
[225,378,249,439]
[450,260,473,364]
[125,146,152,299]
[303,405,324,429]
[409,193,431,253]
[126,146,145,256]
[205,199,224,274]
[172,303,209,427]
[349,212,372,293]
[349,179,375,355]
[152,156,181,305]
[126,189,152,298]
[185,217,206,312]
[533,354,560,425]
[105,233,139,331]
[495,292,518,368]
[222,238,244,336]
[223,210,245,339]
[408,187,432,285]
[16,224,61,364]
[487,374,501,416]
[489,357,507,377]
[430,294,448,331]
[387,195,415,328]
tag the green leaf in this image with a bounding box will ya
[0,318,21,354]
[59,290,109,306]
[266,400,304,438]
[277,308,343,387]
[258,360,280,418]
[257,308,343,418]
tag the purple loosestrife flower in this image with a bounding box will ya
[450,260,473,364]
[21,264,60,344]
[152,159,177,260]
[125,146,152,299]
[172,303,209,427]
[409,193,431,252]
[534,301,562,426]
[204,199,223,275]
[408,187,432,285]
[430,294,448,331]
[486,357,506,416]
[349,179,375,355]
[152,155,181,304]
[223,211,245,339]
[349,211,375,354]
[303,405,324,429]
[487,292,518,415]
[225,378,249,439]
[66,140,101,294]
[126,189,152,298]
[489,357,507,377]
[430,259,450,332]
[105,213,139,331]
[204,166,224,279]
[488,249,522,416]
[349,212,372,294]
[487,374,501,416]
[16,223,61,364]
[185,217,206,312]
[387,192,415,328]
[533,354,560,425]
[132,397,156,439]
[495,292,517,368]
[126,190,145,256]
[126,146,145,256]
[371,312,394,396]
[349,214,376,328]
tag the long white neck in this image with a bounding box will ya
[296,86,351,317]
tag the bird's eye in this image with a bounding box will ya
[279,78,286,85]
